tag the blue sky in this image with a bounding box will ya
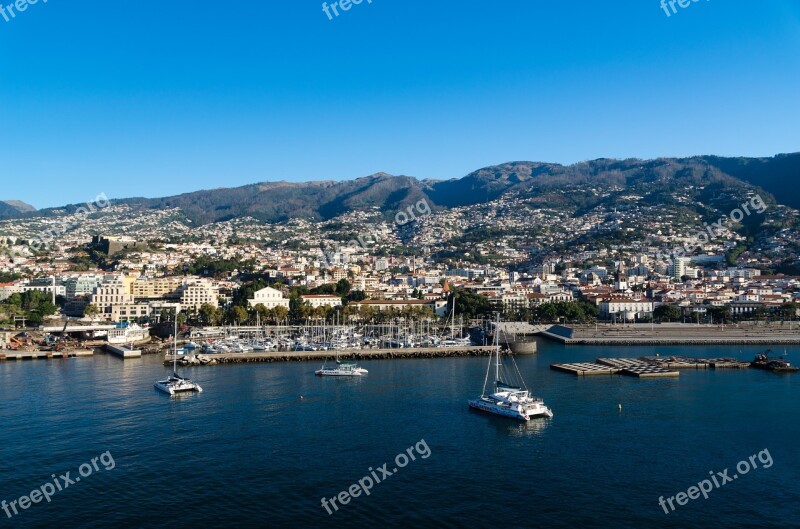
[1,0,799,208]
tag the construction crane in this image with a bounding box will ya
[54,319,70,352]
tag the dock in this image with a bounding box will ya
[550,362,619,376]
[105,344,142,359]
[551,355,755,377]
[165,346,498,365]
[0,350,94,361]
[551,357,679,377]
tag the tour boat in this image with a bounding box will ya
[315,357,368,376]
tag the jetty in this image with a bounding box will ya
[0,350,94,361]
[165,346,497,365]
[105,344,142,359]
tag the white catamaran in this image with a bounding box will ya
[155,318,203,395]
[468,315,552,421]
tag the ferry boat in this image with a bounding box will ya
[315,358,368,377]
[107,323,149,345]
[468,315,553,421]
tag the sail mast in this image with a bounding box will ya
[173,311,178,374]
[495,313,500,388]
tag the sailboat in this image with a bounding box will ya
[155,317,203,395]
[468,315,552,421]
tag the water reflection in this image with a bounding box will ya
[469,407,552,437]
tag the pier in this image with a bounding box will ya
[165,346,498,365]
[0,350,94,361]
[105,344,143,359]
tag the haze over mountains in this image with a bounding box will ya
[3,153,799,225]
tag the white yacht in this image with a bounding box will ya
[315,358,368,376]
[155,318,203,395]
[468,316,552,421]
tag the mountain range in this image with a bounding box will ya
[3,153,799,225]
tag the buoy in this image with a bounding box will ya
[299,396,304,400]
[618,403,622,411]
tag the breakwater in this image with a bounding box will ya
[165,346,498,365]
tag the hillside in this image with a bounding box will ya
[2,153,797,224]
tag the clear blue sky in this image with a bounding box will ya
[1,0,799,208]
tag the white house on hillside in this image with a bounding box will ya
[248,287,290,309]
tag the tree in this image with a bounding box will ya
[335,279,352,297]
[83,304,100,318]
[447,289,493,320]
[199,303,220,326]
[226,306,249,325]
[348,290,367,303]
[273,306,289,323]
[653,305,682,322]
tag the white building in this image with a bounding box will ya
[599,296,654,321]
[301,294,342,308]
[91,279,134,314]
[248,287,290,309]
[177,279,219,310]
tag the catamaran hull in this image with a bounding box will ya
[468,399,553,421]
[154,381,203,395]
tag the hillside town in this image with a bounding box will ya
[1,190,798,337]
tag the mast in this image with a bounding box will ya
[173,312,178,375]
[494,313,500,388]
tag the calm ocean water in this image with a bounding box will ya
[0,341,797,529]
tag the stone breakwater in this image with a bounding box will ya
[165,346,499,365]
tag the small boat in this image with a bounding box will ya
[315,357,368,377]
[751,350,798,373]
[468,315,552,421]
[155,318,203,395]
